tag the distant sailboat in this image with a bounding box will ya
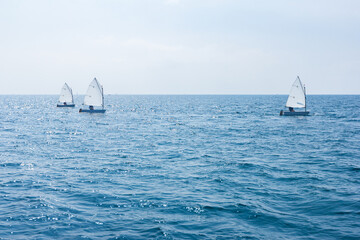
[57,83,75,107]
[79,78,106,113]
[280,76,310,116]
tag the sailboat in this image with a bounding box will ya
[57,83,75,107]
[280,76,310,116]
[79,78,106,113]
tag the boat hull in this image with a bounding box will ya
[79,109,106,113]
[57,104,75,107]
[280,110,309,116]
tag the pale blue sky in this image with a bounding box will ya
[1,0,359,94]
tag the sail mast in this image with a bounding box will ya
[70,87,74,103]
[298,75,306,112]
[102,85,104,109]
[304,84,306,112]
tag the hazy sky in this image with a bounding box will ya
[1,0,359,94]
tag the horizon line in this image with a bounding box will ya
[0,93,359,96]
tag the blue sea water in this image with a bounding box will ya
[0,95,359,239]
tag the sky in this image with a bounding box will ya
[0,0,360,94]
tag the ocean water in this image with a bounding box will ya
[0,95,359,239]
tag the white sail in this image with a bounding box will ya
[83,78,104,107]
[285,76,306,108]
[58,83,74,104]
